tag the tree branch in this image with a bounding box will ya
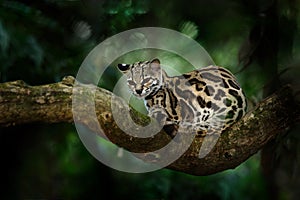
[0,76,299,175]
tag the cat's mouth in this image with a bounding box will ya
[134,92,148,98]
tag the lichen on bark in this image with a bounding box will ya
[0,77,299,175]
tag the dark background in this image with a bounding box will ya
[0,0,299,199]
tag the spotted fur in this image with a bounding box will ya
[117,58,247,137]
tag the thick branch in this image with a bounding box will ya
[0,77,299,175]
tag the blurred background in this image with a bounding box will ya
[1,0,300,199]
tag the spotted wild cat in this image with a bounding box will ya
[117,59,247,138]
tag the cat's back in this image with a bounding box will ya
[167,65,247,129]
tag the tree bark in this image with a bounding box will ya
[0,76,299,175]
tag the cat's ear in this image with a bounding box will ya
[117,63,130,73]
[150,58,161,72]
[151,58,160,64]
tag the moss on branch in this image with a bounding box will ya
[0,77,299,175]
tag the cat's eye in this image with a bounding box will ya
[141,78,152,85]
[118,64,130,71]
[128,80,135,86]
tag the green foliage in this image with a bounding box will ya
[111,155,267,200]
[1,0,300,199]
[0,0,94,84]
[103,0,150,32]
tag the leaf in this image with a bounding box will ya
[179,21,199,39]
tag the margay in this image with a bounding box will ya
[117,59,247,138]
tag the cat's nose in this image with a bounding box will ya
[136,89,143,95]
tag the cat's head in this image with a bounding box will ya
[117,58,162,98]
